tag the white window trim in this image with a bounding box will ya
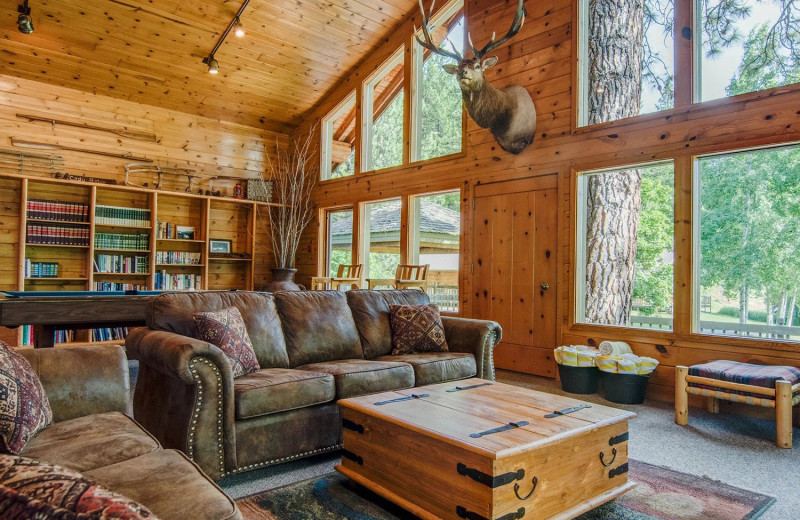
[321,91,356,180]
[576,0,590,127]
[361,48,404,173]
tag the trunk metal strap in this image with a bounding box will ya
[470,421,529,438]
[446,382,493,392]
[544,404,591,418]
[609,432,629,445]
[609,462,629,478]
[456,463,525,488]
[456,506,525,520]
[374,393,429,406]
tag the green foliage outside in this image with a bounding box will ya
[418,44,464,161]
[371,91,404,170]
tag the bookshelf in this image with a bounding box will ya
[0,173,275,347]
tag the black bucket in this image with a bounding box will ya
[557,364,600,394]
[599,371,650,404]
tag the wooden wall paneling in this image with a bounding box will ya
[673,155,693,336]
[471,194,492,323]
[87,185,97,290]
[533,188,558,351]
[509,192,534,347]
[0,176,23,347]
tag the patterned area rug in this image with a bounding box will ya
[236,460,775,520]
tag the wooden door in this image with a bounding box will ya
[473,174,558,377]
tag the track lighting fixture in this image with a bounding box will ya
[17,0,33,34]
[201,0,251,75]
[233,17,245,38]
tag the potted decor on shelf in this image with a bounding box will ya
[261,130,317,292]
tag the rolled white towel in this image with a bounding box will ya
[573,345,591,351]
[560,347,579,366]
[599,341,633,357]
[577,351,597,367]
[622,352,639,360]
[637,356,659,375]
[554,348,563,364]
[596,356,619,373]
[617,359,638,374]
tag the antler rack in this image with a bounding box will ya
[468,0,526,58]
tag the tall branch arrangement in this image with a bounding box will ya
[264,130,317,268]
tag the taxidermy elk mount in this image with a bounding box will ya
[416,0,536,154]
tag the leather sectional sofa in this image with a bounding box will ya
[18,344,241,520]
[126,289,502,480]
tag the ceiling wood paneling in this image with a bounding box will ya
[0,0,419,131]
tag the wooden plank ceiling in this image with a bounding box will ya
[0,0,418,132]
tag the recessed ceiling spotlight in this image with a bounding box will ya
[17,1,34,34]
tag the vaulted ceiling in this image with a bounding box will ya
[0,0,419,132]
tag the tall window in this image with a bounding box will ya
[326,209,353,277]
[364,199,401,279]
[578,0,674,126]
[696,0,800,102]
[321,93,357,180]
[363,48,405,171]
[411,1,464,162]
[576,162,674,330]
[695,144,800,341]
[412,191,461,312]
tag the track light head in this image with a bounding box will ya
[206,57,219,74]
[17,1,33,34]
[233,18,245,38]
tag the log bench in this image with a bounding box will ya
[675,361,800,448]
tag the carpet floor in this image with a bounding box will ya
[220,371,798,520]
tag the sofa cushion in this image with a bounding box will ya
[275,291,363,367]
[374,353,477,386]
[346,290,431,359]
[147,291,289,369]
[0,454,157,519]
[19,411,160,473]
[234,368,335,419]
[296,359,415,399]
[389,304,449,355]
[0,340,53,454]
[85,449,240,520]
[194,306,260,378]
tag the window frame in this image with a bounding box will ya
[361,47,405,174]
[320,91,357,181]
[322,206,355,278]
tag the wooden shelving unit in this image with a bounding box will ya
[0,173,276,346]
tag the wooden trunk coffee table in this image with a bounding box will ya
[336,379,635,520]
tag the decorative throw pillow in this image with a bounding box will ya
[193,306,260,378]
[0,341,53,454]
[389,304,449,355]
[0,454,157,519]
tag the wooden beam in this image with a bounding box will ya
[16,113,158,142]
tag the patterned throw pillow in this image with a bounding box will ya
[0,454,157,519]
[0,341,53,454]
[389,304,449,355]
[194,306,260,378]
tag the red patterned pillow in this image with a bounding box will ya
[194,306,260,378]
[0,341,53,454]
[389,304,449,355]
[0,454,157,519]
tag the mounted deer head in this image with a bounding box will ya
[416,0,536,154]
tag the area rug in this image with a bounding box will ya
[236,460,774,520]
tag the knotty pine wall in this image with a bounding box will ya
[294,0,800,404]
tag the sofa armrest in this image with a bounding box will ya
[125,328,236,480]
[441,317,502,380]
[19,345,130,423]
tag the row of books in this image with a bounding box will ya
[93,282,147,291]
[24,260,58,278]
[27,224,90,245]
[27,198,89,222]
[155,251,201,265]
[95,205,151,227]
[95,233,149,250]
[54,329,75,344]
[94,254,149,274]
[154,271,201,291]
[91,327,129,342]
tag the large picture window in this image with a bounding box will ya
[321,93,356,180]
[325,208,353,277]
[576,162,674,330]
[696,144,800,341]
[363,199,402,279]
[411,1,464,162]
[412,190,461,312]
[362,49,405,172]
[578,0,674,126]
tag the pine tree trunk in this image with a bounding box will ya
[583,0,645,325]
[739,284,749,324]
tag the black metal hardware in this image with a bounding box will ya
[342,449,363,465]
[447,382,493,392]
[609,432,629,446]
[514,476,538,500]
[456,463,524,488]
[342,418,364,434]
[599,448,617,467]
[544,404,591,418]
[470,421,529,438]
[374,393,429,406]
[609,462,629,478]
[456,506,525,520]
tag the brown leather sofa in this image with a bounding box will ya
[17,345,241,520]
[126,289,501,480]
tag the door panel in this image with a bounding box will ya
[473,176,558,377]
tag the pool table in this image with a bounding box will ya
[0,290,170,348]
